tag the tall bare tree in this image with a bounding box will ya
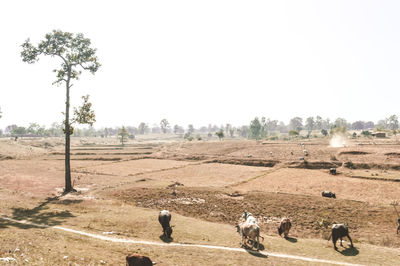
[21,30,100,193]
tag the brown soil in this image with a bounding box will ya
[112,187,400,247]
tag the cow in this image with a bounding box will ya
[126,253,153,266]
[329,168,337,175]
[328,224,354,250]
[303,150,308,156]
[278,218,292,238]
[158,210,173,239]
[322,191,336,198]
[236,221,264,250]
[397,218,400,234]
[236,211,264,250]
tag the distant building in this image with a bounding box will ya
[371,132,386,138]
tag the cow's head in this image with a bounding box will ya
[332,193,336,198]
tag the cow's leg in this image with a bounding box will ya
[347,234,354,248]
[256,235,259,251]
[340,237,343,247]
[332,236,338,250]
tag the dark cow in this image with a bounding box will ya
[278,218,292,238]
[328,224,354,249]
[329,168,336,175]
[397,218,400,234]
[126,253,153,266]
[158,210,173,238]
[322,191,336,198]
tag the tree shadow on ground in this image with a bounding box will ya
[159,234,174,243]
[0,196,76,229]
[285,236,297,243]
[337,246,359,256]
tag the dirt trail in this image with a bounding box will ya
[0,215,363,266]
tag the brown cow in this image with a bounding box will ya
[278,218,292,238]
[126,253,153,266]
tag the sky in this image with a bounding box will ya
[0,0,400,129]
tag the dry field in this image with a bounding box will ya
[1,136,400,265]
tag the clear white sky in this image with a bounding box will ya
[0,0,399,129]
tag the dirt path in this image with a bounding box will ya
[0,215,363,266]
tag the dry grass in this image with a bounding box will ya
[2,137,400,265]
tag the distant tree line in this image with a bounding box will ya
[1,115,399,140]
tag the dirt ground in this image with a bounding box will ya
[1,136,400,265]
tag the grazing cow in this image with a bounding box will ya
[322,191,336,198]
[328,224,354,249]
[241,211,257,223]
[158,210,173,238]
[126,253,153,266]
[329,168,337,175]
[397,218,400,234]
[236,221,264,250]
[278,218,292,238]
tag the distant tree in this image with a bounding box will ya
[277,121,288,133]
[330,125,347,135]
[388,115,399,133]
[249,117,262,139]
[321,129,328,136]
[21,30,100,193]
[260,117,268,138]
[334,118,347,128]
[238,126,249,138]
[229,127,235,137]
[289,130,299,136]
[151,125,161,134]
[376,119,389,130]
[364,121,375,129]
[118,126,129,146]
[27,123,41,135]
[351,121,365,130]
[5,125,17,135]
[48,122,63,137]
[160,119,170,134]
[215,129,224,140]
[225,124,232,136]
[315,116,323,130]
[173,124,184,134]
[138,122,148,134]
[305,117,315,135]
[0,106,2,119]
[12,126,27,136]
[188,124,195,134]
[266,119,278,132]
[289,117,303,132]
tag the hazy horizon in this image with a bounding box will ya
[1,1,400,129]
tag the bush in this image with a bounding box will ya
[321,129,328,136]
[289,130,299,136]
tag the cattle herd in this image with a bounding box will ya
[125,141,400,264]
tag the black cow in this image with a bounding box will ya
[322,191,336,198]
[126,253,153,266]
[328,224,354,249]
[158,210,173,238]
[329,168,336,175]
[397,218,400,234]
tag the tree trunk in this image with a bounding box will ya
[64,76,73,193]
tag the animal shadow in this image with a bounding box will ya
[159,234,173,243]
[338,246,359,256]
[285,237,297,243]
[246,249,268,258]
[243,241,265,251]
